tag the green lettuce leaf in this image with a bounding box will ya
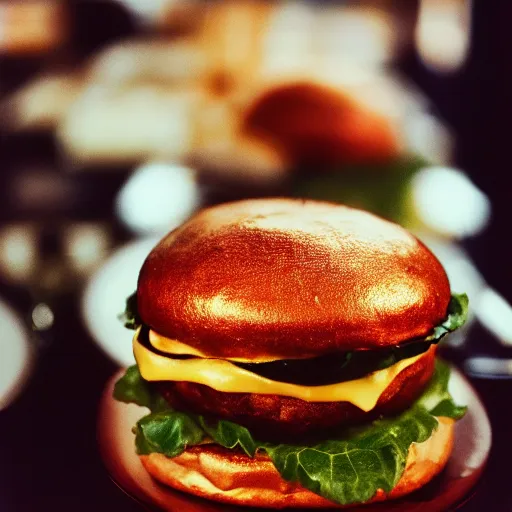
[426,293,469,343]
[199,417,259,457]
[264,406,438,504]
[114,361,466,506]
[416,356,467,419]
[136,411,204,457]
[118,292,141,330]
[113,365,168,413]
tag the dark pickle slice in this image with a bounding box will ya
[235,339,435,386]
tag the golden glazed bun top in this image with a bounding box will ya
[137,199,451,360]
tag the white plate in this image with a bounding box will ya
[0,298,33,410]
[81,236,160,367]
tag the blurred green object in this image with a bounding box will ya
[291,155,430,226]
[118,291,141,330]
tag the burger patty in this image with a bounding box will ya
[157,346,436,441]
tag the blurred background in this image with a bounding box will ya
[0,0,511,510]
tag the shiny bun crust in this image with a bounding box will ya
[140,417,454,509]
[137,199,451,360]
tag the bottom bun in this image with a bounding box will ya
[140,417,454,509]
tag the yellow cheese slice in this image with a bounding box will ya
[134,335,424,412]
[149,330,304,363]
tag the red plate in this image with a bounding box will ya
[97,366,491,511]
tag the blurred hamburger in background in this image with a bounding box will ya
[4,1,449,187]
[112,198,468,508]
[5,0,480,243]
[242,81,401,169]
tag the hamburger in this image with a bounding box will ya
[113,198,468,508]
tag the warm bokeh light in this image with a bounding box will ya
[415,0,472,73]
[403,111,453,164]
[0,225,38,283]
[0,300,33,410]
[411,166,491,238]
[64,224,110,275]
[32,302,55,331]
[116,0,172,26]
[0,1,66,54]
[87,40,207,86]
[58,84,199,165]
[464,357,512,379]
[4,73,79,131]
[116,162,201,235]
